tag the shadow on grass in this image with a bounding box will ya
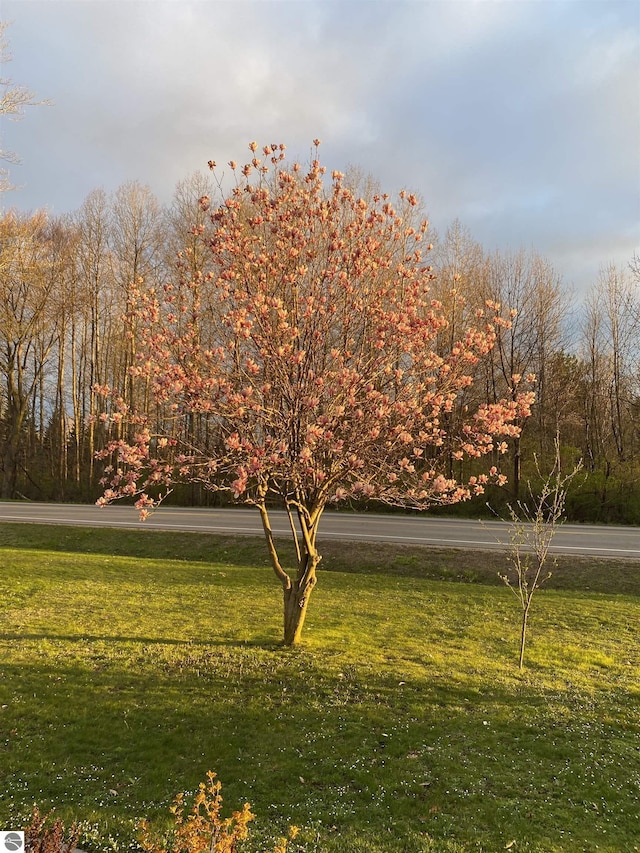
[0,632,283,648]
[1,652,637,852]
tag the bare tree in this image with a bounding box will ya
[430,220,489,480]
[0,211,63,497]
[496,441,583,669]
[72,188,116,492]
[165,170,215,281]
[43,215,77,498]
[484,249,568,497]
[109,181,165,407]
[0,21,49,192]
[579,265,640,515]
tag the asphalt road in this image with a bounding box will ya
[0,501,638,558]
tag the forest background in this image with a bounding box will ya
[1,169,638,523]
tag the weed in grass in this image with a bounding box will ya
[24,805,80,853]
[138,771,298,853]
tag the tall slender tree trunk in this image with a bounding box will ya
[70,320,82,485]
[55,324,67,499]
[1,405,26,499]
[1,441,18,499]
[512,434,521,501]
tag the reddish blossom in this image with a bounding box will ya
[96,140,533,645]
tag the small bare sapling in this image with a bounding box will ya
[495,443,583,669]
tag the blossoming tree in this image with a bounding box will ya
[96,142,534,645]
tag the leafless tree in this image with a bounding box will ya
[496,440,584,669]
[0,211,64,497]
[483,249,569,497]
[0,21,49,192]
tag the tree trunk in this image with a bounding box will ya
[512,434,521,502]
[257,500,320,646]
[1,401,27,499]
[519,606,530,670]
[283,567,318,646]
[1,440,18,499]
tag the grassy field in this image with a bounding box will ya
[0,522,639,853]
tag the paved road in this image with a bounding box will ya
[0,501,638,558]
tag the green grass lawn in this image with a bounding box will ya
[0,523,639,853]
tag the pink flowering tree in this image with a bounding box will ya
[96,142,534,645]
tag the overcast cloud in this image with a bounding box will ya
[2,0,639,297]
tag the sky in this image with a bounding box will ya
[1,0,639,298]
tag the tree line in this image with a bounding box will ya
[0,169,638,521]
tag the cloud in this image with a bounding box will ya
[2,0,639,296]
